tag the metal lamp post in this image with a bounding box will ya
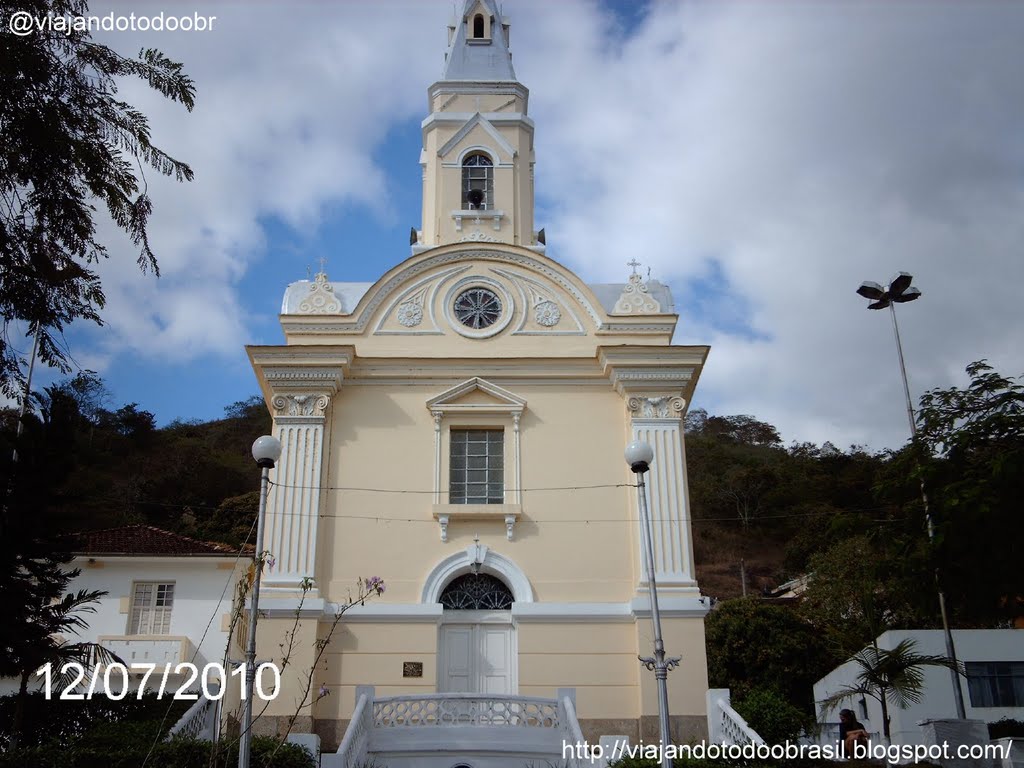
[856,273,966,719]
[238,435,282,768]
[625,440,680,767]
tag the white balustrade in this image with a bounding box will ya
[166,689,218,741]
[333,690,372,768]
[373,693,561,728]
[557,694,586,768]
[706,688,766,746]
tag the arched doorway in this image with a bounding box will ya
[438,572,516,694]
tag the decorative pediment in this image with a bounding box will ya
[426,377,526,416]
[439,114,516,164]
[612,272,661,315]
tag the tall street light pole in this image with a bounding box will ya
[626,440,680,767]
[856,273,966,719]
[238,435,282,768]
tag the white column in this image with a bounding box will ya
[263,392,332,591]
[627,395,698,591]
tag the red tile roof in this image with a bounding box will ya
[71,525,241,556]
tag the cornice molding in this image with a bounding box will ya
[598,345,708,401]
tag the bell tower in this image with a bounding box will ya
[416,0,539,251]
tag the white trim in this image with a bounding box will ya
[426,377,527,411]
[439,609,514,625]
[372,265,466,334]
[427,378,527,519]
[630,594,709,618]
[422,548,534,604]
[329,603,443,623]
[438,115,516,162]
[258,598,709,622]
[512,602,635,623]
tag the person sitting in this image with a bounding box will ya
[839,708,869,758]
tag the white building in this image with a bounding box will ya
[814,628,1024,746]
[1,525,246,698]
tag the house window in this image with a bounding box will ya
[462,153,493,210]
[129,582,174,634]
[450,429,503,504]
[473,14,485,38]
[966,662,1024,707]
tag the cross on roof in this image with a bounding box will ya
[319,256,328,274]
[628,258,641,276]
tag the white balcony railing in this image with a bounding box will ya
[98,635,194,668]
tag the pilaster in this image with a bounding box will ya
[626,395,697,591]
[599,345,708,595]
[247,347,351,594]
[265,392,331,591]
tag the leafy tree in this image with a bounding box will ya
[706,597,837,714]
[686,408,782,447]
[0,0,195,396]
[818,638,961,744]
[912,361,1024,626]
[800,535,928,658]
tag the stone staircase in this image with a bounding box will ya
[324,688,586,768]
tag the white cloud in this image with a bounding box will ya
[515,1,1024,449]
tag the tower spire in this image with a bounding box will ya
[442,0,515,81]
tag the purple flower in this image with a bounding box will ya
[365,576,385,596]
[318,684,330,698]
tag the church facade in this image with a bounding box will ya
[246,0,711,752]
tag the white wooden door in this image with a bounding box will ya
[440,624,514,694]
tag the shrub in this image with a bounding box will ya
[0,690,192,749]
[0,735,315,768]
[733,687,811,744]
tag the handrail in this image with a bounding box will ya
[166,688,218,741]
[715,698,766,746]
[557,695,586,768]
[335,691,372,768]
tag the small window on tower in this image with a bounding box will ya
[473,14,485,39]
[462,153,493,210]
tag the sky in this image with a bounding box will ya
[13,0,1024,452]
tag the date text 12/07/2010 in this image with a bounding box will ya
[35,661,281,701]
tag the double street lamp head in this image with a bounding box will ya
[856,272,921,310]
[252,435,282,469]
[625,440,654,474]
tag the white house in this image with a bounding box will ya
[1,525,247,699]
[814,628,1024,747]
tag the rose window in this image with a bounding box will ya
[454,288,502,329]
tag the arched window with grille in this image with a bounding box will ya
[440,573,513,609]
[462,153,493,210]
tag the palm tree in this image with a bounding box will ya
[818,637,962,744]
[9,588,120,750]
